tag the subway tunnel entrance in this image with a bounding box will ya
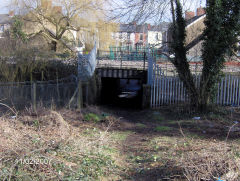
[100,77,143,109]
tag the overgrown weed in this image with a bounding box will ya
[0,107,123,181]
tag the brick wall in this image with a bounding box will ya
[185,11,195,20]
[197,7,205,16]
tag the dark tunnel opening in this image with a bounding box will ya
[100,78,143,109]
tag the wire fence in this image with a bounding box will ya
[0,75,78,110]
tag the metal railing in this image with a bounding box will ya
[97,51,148,70]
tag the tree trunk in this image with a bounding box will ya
[51,41,57,52]
[198,88,211,112]
[169,0,240,112]
[175,62,199,108]
[170,0,200,109]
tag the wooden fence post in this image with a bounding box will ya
[77,80,83,109]
[32,82,37,112]
[85,82,89,105]
[56,71,60,105]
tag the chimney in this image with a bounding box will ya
[132,21,137,26]
[197,7,205,16]
[185,11,195,20]
[41,0,52,9]
[9,11,14,17]
[53,6,62,13]
[147,24,151,30]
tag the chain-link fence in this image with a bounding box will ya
[0,75,78,110]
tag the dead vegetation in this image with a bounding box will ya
[100,106,240,181]
[1,105,240,181]
[0,107,124,180]
[181,140,240,181]
[177,124,240,181]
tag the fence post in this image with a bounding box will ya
[85,82,89,105]
[120,50,123,68]
[56,72,60,105]
[165,62,168,76]
[143,52,146,70]
[77,80,83,109]
[32,82,37,112]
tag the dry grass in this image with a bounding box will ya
[144,121,240,180]
[180,139,240,181]
[1,105,240,181]
[0,107,123,181]
[175,120,240,181]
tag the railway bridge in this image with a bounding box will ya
[95,58,150,108]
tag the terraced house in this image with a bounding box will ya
[0,11,14,38]
[112,22,169,49]
[168,6,240,61]
[112,23,136,48]
[147,22,169,49]
[185,7,206,61]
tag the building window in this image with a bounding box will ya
[0,25,4,32]
[127,32,130,39]
[140,34,143,41]
[155,33,158,40]
[119,33,122,39]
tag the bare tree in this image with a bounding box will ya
[105,0,205,23]
[105,0,171,24]
[10,0,116,52]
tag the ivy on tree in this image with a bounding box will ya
[170,0,240,111]
[11,17,27,42]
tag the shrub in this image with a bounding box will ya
[83,113,101,122]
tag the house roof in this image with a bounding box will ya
[119,22,170,33]
[149,25,161,31]
[0,14,12,24]
[150,22,170,32]
[136,24,149,33]
[186,14,205,26]
[119,24,136,32]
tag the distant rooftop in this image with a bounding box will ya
[186,14,205,26]
[136,24,148,33]
[119,22,170,33]
[150,22,170,32]
[119,24,136,32]
[0,14,12,24]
